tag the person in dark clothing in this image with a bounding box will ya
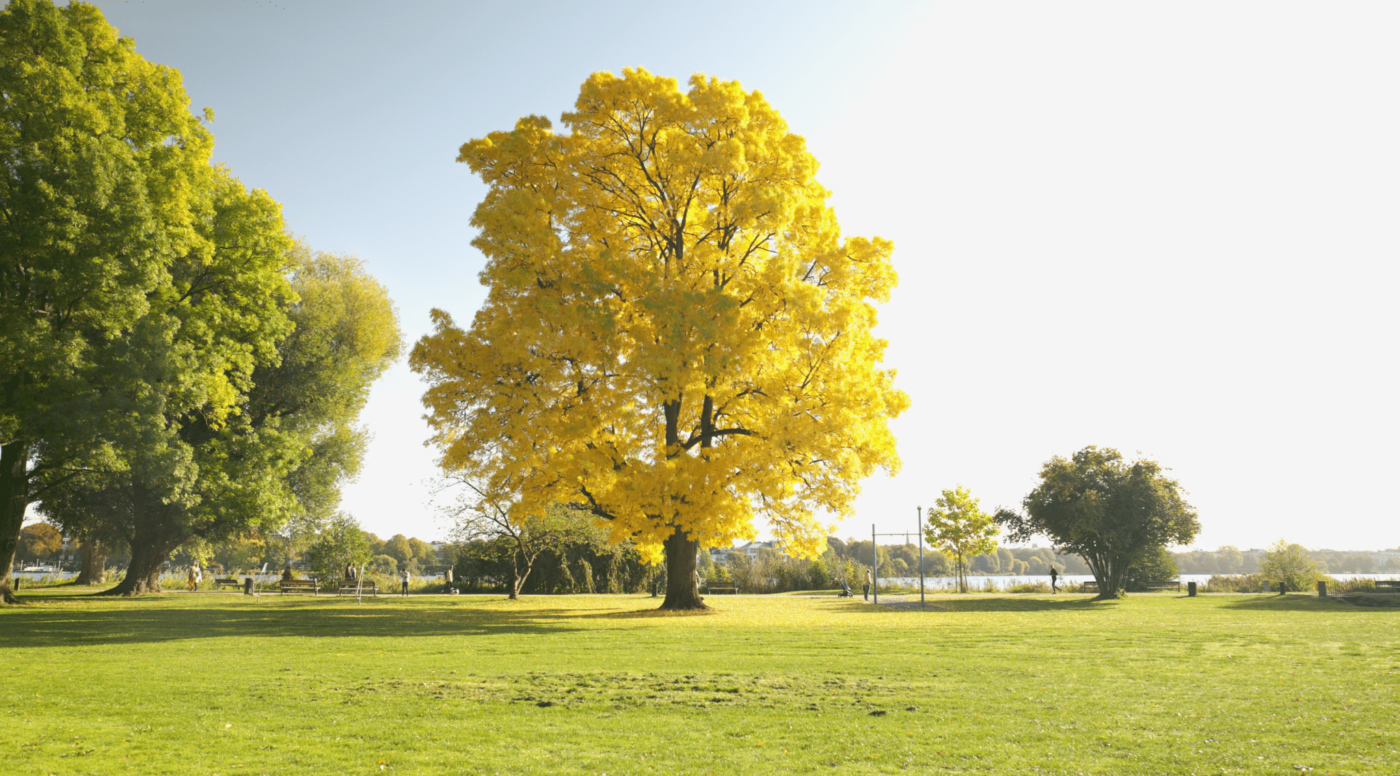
[1049,566,1059,594]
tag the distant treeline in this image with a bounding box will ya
[822,540,1399,577]
[1170,546,1397,574]
[821,538,1093,577]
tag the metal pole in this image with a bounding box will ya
[871,523,878,605]
[918,506,925,607]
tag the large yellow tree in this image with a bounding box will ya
[412,69,908,609]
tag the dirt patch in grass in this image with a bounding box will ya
[353,671,927,714]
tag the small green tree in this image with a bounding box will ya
[924,486,998,593]
[1260,539,1321,592]
[303,514,371,582]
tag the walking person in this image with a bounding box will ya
[444,566,454,594]
[1049,565,1059,594]
[400,568,410,597]
[863,567,872,601]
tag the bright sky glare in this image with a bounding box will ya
[83,0,1399,551]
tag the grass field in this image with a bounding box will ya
[3,587,1396,775]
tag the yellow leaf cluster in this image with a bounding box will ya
[412,69,908,559]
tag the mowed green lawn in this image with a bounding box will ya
[3,588,1396,775]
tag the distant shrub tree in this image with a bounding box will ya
[17,523,62,564]
[371,555,399,575]
[997,446,1199,600]
[303,514,372,582]
[1260,540,1321,592]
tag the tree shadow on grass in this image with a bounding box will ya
[1219,594,1400,613]
[859,595,1116,613]
[0,597,624,648]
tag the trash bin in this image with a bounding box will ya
[1317,580,1327,597]
[1187,581,1197,597]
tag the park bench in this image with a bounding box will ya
[279,579,319,596]
[707,586,738,594]
[1081,581,1098,593]
[1376,580,1400,593]
[337,580,377,597]
[214,578,242,591]
[1146,579,1182,592]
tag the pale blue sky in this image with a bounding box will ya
[83,0,1399,550]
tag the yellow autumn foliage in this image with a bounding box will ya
[412,68,908,561]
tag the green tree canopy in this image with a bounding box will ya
[996,446,1199,599]
[43,246,401,594]
[0,0,216,603]
[304,513,372,582]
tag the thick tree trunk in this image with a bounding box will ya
[101,494,185,596]
[1089,556,1123,600]
[76,541,108,585]
[104,538,174,596]
[659,528,707,611]
[0,439,30,604]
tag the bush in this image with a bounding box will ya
[1204,573,1268,593]
[1125,546,1180,592]
[1260,540,1322,591]
[1321,576,1376,594]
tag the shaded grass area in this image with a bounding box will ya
[3,589,1397,774]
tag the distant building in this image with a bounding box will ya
[708,540,787,568]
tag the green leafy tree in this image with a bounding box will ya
[383,534,412,566]
[925,486,998,593]
[0,0,216,603]
[1260,539,1321,592]
[996,446,1200,600]
[43,246,401,594]
[408,538,437,565]
[303,513,371,582]
[371,554,398,575]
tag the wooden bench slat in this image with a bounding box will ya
[279,579,319,595]
[337,581,377,597]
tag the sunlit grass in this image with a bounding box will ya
[3,588,1396,774]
